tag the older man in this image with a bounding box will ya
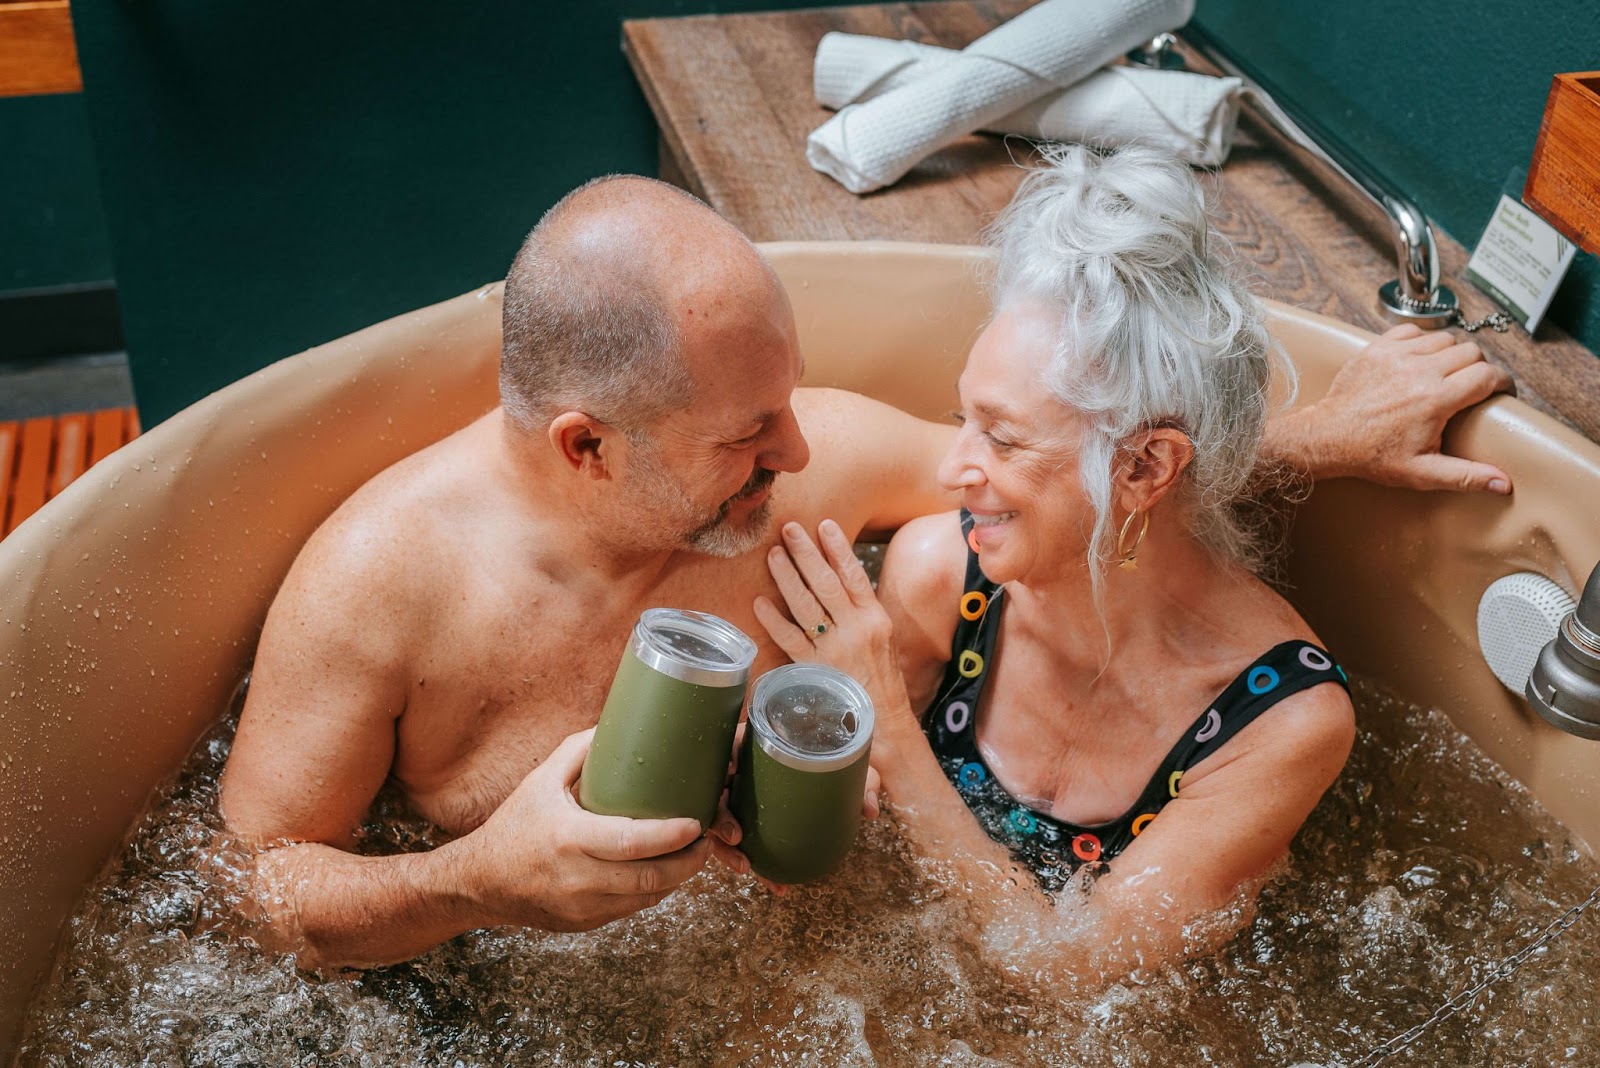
[220,176,1512,969]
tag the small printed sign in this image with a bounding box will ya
[1464,180,1578,333]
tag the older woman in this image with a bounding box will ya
[754,145,1360,984]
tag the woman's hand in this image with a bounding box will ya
[753,520,916,735]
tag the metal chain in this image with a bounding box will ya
[1339,880,1600,1068]
[1450,309,1514,334]
[1392,291,1513,334]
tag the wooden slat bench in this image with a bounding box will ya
[0,405,138,537]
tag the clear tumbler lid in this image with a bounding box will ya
[631,608,758,687]
[749,663,875,772]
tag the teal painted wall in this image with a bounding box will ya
[0,92,113,292]
[0,92,123,362]
[70,1,862,424]
[71,1,1599,424]
[1192,1,1597,353]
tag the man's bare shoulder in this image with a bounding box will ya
[793,386,944,433]
[790,388,957,538]
[273,418,501,635]
[226,421,511,846]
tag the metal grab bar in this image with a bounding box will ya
[1138,27,1462,328]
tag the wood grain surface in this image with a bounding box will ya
[1526,72,1600,257]
[625,1,1039,244]
[624,0,1600,442]
[0,0,81,97]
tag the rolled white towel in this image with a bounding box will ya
[806,0,1196,194]
[813,32,1242,168]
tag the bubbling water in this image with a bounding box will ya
[16,679,1600,1066]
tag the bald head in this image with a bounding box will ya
[499,175,779,434]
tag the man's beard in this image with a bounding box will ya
[685,467,777,558]
[629,447,777,560]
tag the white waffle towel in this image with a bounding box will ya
[813,32,1242,168]
[807,0,1197,193]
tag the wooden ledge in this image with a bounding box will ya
[623,0,1600,443]
[0,0,82,97]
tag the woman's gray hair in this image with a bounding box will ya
[986,144,1292,603]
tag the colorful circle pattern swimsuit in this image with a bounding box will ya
[923,510,1351,893]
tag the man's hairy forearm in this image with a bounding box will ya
[232,730,713,970]
[1256,324,1516,496]
[1259,404,1340,481]
[252,838,487,970]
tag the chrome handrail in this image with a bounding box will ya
[1142,27,1460,328]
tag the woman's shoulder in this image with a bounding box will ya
[1164,579,1355,854]
[1211,565,1329,658]
[1205,569,1354,723]
[1190,570,1356,779]
[883,512,969,600]
[880,511,970,666]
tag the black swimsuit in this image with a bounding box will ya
[922,510,1350,892]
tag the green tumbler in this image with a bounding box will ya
[732,663,875,884]
[578,608,757,830]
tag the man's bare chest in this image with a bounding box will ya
[386,551,792,832]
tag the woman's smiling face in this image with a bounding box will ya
[937,303,1095,587]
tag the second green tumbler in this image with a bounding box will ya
[732,663,876,884]
[578,608,757,830]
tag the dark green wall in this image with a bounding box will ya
[72,1,1599,424]
[1192,1,1597,353]
[71,1,862,424]
[0,92,121,362]
[1,93,113,291]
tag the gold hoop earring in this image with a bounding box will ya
[1116,509,1149,571]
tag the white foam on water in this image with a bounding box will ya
[16,679,1600,1066]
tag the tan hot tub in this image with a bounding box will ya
[1,242,1598,1056]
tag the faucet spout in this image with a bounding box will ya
[1527,560,1600,741]
[1389,195,1439,301]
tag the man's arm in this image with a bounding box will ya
[803,325,1515,546]
[792,388,958,539]
[220,514,709,970]
[238,730,712,969]
[1263,323,1515,493]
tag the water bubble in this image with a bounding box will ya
[17,677,1600,1065]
